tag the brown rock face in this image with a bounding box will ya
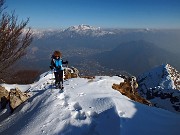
[64,67,79,79]
[112,76,152,106]
[9,88,30,110]
[0,86,9,102]
[0,86,9,109]
[0,86,30,111]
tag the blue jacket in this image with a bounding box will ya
[50,56,68,72]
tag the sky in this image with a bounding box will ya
[4,0,180,29]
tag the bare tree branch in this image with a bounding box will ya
[0,0,33,81]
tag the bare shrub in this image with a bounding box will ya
[8,70,40,84]
[0,0,33,81]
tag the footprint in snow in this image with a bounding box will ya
[78,93,86,96]
[118,111,125,117]
[56,93,65,100]
[71,110,86,120]
[39,84,45,90]
[69,102,82,111]
[61,100,68,107]
[86,110,98,118]
[68,102,88,120]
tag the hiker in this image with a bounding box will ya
[50,50,68,89]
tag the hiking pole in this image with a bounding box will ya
[65,59,68,68]
[51,69,54,91]
[44,70,52,77]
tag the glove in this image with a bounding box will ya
[49,65,53,70]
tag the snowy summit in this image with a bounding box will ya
[66,24,100,31]
[0,71,180,135]
[63,24,114,37]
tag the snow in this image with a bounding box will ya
[137,64,176,89]
[137,64,180,113]
[64,24,114,37]
[67,24,99,31]
[0,71,180,135]
[0,84,30,92]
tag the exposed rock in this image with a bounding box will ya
[71,67,79,78]
[64,68,72,79]
[64,67,79,79]
[0,86,9,102]
[0,86,9,109]
[112,76,152,106]
[81,76,95,79]
[9,88,30,110]
[166,64,180,90]
[0,86,30,111]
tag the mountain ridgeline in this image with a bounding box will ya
[137,64,180,113]
[94,40,179,75]
[18,25,180,76]
[1,26,180,135]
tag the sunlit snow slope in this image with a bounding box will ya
[0,71,180,135]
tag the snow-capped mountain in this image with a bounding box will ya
[0,72,180,135]
[32,29,63,39]
[63,24,114,37]
[66,24,100,31]
[137,64,180,113]
[30,24,114,39]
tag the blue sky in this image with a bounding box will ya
[5,0,180,29]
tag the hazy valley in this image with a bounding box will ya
[15,25,180,77]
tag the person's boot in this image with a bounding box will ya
[55,82,59,89]
[59,82,64,90]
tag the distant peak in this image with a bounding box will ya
[138,64,180,90]
[63,24,114,37]
[66,24,100,31]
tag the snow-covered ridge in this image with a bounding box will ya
[23,28,63,39]
[1,71,180,135]
[137,64,180,113]
[137,64,180,90]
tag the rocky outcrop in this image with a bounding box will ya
[0,86,9,109]
[166,64,180,90]
[9,88,30,110]
[0,86,30,112]
[112,76,152,106]
[64,67,79,79]
[0,86,9,101]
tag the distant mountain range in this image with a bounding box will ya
[31,24,114,39]
[17,25,180,77]
[137,64,180,113]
